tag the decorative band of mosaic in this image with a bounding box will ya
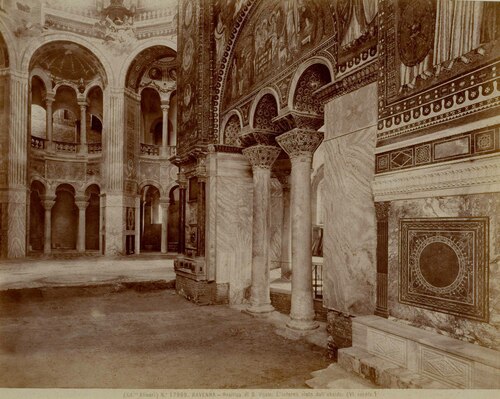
[375,126,500,174]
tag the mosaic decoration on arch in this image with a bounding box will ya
[378,0,500,145]
[399,217,489,322]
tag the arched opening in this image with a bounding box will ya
[85,184,100,251]
[140,185,162,252]
[30,76,47,141]
[141,88,162,146]
[168,91,177,146]
[28,41,107,154]
[52,184,77,250]
[126,45,177,157]
[87,86,104,151]
[29,181,46,252]
[168,185,180,253]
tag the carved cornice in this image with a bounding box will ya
[242,145,281,170]
[273,108,324,131]
[315,60,378,104]
[207,144,243,154]
[372,154,500,202]
[276,129,324,160]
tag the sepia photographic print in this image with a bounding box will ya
[0,0,499,398]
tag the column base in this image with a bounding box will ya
[287,317,319,331]
[246,303,275,315]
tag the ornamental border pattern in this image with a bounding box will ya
[377,0,500,145]
[399,217,489,322]
[376,126,500,174]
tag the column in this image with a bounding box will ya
[160,199,169,254]
[277,129,323,330]
[78,101,87,154]
[278,174,292,280]
[196,176,206,257]
[160,102,170,157]
[135,196,141,255]
[242,144,281,314]
[178,179,187,254]
[45,93,55,152]
[42,196,56,254]
[375,201,390,318]
[75,197,89,252]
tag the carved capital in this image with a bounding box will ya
[375,201,390,221]
[44,92,55,105]
[242,145,281,170]
[161,103,170,112]
[42,195,56,210]
[276,129,323,160]
[75,200,89,210]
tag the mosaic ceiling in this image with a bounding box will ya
[29,41,106,82]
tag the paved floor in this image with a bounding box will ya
[0,254,175,290]
[0,287,330,389]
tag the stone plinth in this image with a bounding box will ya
[338,315,500,389]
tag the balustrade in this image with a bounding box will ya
[88,143,103,154]
[30,136,103,155]
[53,141,77,153]
[31,136,46,150]
[140,143,160,156]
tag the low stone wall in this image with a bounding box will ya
[176,274,229,305]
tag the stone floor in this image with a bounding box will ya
[0,255,374,391]
[0,286,330,389]
[0,253,175,290]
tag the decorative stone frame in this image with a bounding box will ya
[399,217,489,322]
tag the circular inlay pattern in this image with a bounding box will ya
[182,38,194,71]
[412,235,466,295]
[419,242,460,288]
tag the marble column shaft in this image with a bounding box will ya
[160,199,169,254]
[242,145,281,313]
[78,101,87,154]
[161,103,170,157]
[45,94,54,151]
[277,129,323,330]
[42,196,56,254]
[196,178,206,257]
[178,183,187,254]
[278,175,292,279]
[135,196,141,255]
[75,199,89,252]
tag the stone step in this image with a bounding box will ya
[306,362,378,389]
[338,347,450,389]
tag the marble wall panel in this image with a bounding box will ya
[103,194,124,255]
[388,194,500,349]
[207,153,253,304]
[325,83,378,141]
[322,82,378,315]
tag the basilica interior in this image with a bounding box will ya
[0,0,499,391]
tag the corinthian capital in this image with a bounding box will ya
[242,145,281,170]
[276,129,323,160]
